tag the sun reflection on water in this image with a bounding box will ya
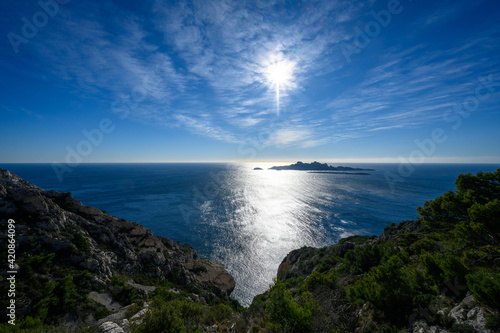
[198,163,340,306]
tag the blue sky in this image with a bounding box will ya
[1,0,499,163]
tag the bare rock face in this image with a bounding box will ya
[0,169,235,301]
[0,169,42,190]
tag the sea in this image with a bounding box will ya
[1,162,498,306]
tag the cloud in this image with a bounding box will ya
[4,0,499,152]
[174,114,241,143]
[270,128,312,147]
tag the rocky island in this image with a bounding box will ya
[1,168,499,332]
[269,161,374,173]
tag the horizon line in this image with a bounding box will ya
[1,160,500,165]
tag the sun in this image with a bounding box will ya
[264,58,295,116]
[266,61,293,86]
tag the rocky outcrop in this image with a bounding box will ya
[411,294,492,333]
[276,236,367,281]
[0,169,235,314]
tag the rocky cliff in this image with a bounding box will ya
[0,169,235,329]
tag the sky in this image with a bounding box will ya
[1,0,499,164]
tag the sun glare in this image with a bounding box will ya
[264,57,295,116]
[267,61,293,86]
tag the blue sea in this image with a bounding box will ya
[1,162,499,306]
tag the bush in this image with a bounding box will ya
[485,312,500,330]
[450,322,476,333]
[209,303,234,322]
[466,268,500,309]
[347,254,413,325]
[265,280,314,333]
[344,244,386,274]
[73,231,90,252]
[132,301,183,333]
[109,275,138,306]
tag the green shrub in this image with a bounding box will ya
[300,270,337,292]
[125,303,143,318]
[466,268,500,308]
[265,279,314,333]
[344,244,385,274]
[110,275,138,305]
[73,231,90,251]
[347,255,413,325]
[132,300,183,333]
[485,312,500,330]
[209,303,234,322]
[450,322,476,333]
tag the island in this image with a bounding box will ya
[253,167,263,170]
[269,161,375,172]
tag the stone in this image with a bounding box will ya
[96,321,124,333]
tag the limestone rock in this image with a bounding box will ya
[96,321,124,333]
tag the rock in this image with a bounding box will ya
[333,241,356,258]
[96,321,125,333]
[411,320,450,333]
[130,308,148,321]
[88,292,123,312]
[476,308,487,327]
[0,169,41,190]
[450,305,466,322]
[120,319,129,329]
[467,307,478,319]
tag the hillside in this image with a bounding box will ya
[0,169,239,332]
[244,169,500,332]
[1,168,499,332]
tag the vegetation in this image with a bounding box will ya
[2,169,499,332]
[244,169,499,332]
[129,280,240,333]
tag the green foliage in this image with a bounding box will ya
[300,270,337,292]
[417,191,465,229]
[73,231,90,252]
[466,268,500,308]
[450,322,476,333]
[110,275,138,305]
[347,254,413,325]
[344,243,389,274]
[131,297,236,333]
[338,235,377,245]
[125,303,143,318]
[132,300,183,333]
[418,252,468,293]
[485,312,500,330]
[32,275,78,323]
[265,279,315,333]
[153,280,190,302]
[418,169,500,246]
[26,252,56,275]
[409,233,441,254]
[208,303,234,322]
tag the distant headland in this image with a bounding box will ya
[268,161,375,172]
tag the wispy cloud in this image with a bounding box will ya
[3,0,499,153]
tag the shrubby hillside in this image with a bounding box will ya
[0,169,239,332]
[1,168,499,332]
[244,169,500,332]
